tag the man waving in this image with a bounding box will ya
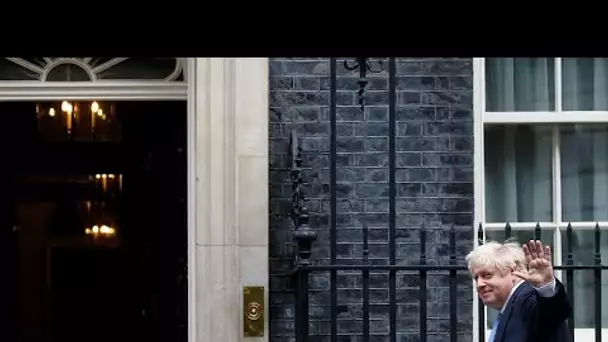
[466,239,572,342]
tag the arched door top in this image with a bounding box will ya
[2,58,185,82]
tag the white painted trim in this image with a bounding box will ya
[555,58,563,113]
[472,57,485,342]
[484,111,608,124]
[5,57,185,84]
[41,58,97,81]
[485,222,608,230]
[0,81,187,100]
[553,222,563,280]
[484,222,557,230]
[487,328,608,341]
[553,125,562,225]
[561,222,608,229]
[552,124,564,279]
[473,58,486,228]
[186,58,197,342]
[576,329,608,341]
[165,58,184,82]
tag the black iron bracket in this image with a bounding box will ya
[343,57,385,111]
[290,130,317,267]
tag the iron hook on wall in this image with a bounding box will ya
[343,57,385,111]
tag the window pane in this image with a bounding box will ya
[485,58,555,112]
[0,58,40,80]
[96,58,181,80]
[560,229,608,328]
[485,228,554,246]
[484,124,553,222]
[561,124,608,221]
[485,229,554,328]
[46,64,91,82]
[562,58,608,111]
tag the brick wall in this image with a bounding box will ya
[268,58,475,341]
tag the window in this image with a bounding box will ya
[0,58,185,82]
[473,58,608,341]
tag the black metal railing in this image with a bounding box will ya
[292,219,607,341]
[293,223,466,342]
[290,129,317,340]
[288,57,608,341]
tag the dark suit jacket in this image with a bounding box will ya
[494,279,572,342]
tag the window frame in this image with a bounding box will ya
[472,57,608,341]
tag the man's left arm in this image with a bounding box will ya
[532,277,572,331]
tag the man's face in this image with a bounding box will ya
[472,266,516,309]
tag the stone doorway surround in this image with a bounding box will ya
[0,57,270,342]
[188,58,269,342]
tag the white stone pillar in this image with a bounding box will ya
[187,58,269,342]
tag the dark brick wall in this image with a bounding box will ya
[268,58,475,342]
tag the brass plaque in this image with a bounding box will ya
[243,286,264,337]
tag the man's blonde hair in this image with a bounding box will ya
[465,240,528,275]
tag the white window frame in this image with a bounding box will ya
[0,58,187,100]
[472,57,608,342]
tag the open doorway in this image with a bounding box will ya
[0,100,188,342]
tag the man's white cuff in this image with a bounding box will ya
[534,277,557,298]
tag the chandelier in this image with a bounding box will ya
[82,199,119,239]
[91,173,123,193]
[82,172,122,238]
[36,100,120,141]
[85,224,116,237]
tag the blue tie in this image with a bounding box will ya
[489,312,502,342]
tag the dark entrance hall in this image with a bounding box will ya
[0,100,188,342]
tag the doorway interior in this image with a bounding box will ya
[0,100,188,342]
